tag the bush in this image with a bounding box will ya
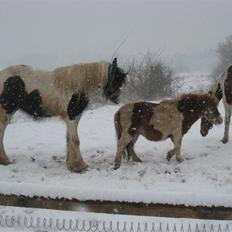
[122,52,174,101]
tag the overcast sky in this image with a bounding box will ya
[0,0,232,68]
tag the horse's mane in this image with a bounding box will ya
[54,62,110,94]
[177,93,218,113]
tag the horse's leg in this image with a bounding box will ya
[126,134,142,162]
[166,148,176,161]
[221,105,231,144]
[0,107,11,165]
[114,133,133,170]
[65,117,87,172]
[167,135,183,162]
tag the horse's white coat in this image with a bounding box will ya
[0,62,110,171]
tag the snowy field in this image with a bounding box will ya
[0,73,231,207]
[0,206,231,232]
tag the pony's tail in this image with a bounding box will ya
[67,92,89,120]
[114,110,122,140]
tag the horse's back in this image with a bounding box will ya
[0,65,54,93]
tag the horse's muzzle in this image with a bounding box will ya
[213,116,223,125]
[200,129,208,137]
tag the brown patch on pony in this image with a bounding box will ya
[224,66,232,105]
[177,93,218,135]
[129,102,162,141]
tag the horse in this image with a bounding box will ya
[0,58,127,172]
[200,65,232,144]
[113,93,222,169]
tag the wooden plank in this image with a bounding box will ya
[0,194,231,220]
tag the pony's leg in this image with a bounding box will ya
[222,106,231,144]
[167,135,183,162]
[126,134,142,162]
[166,149,175,161]
[65,118,87,172]
[0,107,11,165]
[114,133,133,170]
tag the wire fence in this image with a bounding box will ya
[0,214,231,232]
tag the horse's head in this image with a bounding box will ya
[200,116,213,137]
[200,96,222,136]
[200,82,223,136]
[103,58,127,104]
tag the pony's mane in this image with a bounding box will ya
[54,62,110,94]
[177,93,218,113]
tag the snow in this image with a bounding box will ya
[0,73,231,207]
[172,72,212,95]
[0,206,231,232]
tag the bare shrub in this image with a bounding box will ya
[122,52,174,101]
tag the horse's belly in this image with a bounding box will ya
[140,125,163,141]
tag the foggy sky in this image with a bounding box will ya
[0,0,232,68]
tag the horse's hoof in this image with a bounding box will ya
[132,156,142,163]
[71,165,88,173]
[114,162,121,170]
[68,162,88,173]
[176,157,184,163]
[221,138,228,144]
[0,159,14,165]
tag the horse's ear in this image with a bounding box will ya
[112,58,117,67]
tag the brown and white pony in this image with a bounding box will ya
[114,93,222,169]
[200,65,232,143]
[0,58,127,172]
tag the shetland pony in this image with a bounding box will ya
[200,65,232,143]
[114,93,222,169]
[0,58,127,172]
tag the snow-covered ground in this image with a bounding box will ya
[0,73,231,207]
[0,206,231,232]
[172,72,212,95]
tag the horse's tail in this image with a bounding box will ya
[114,110,122,140]
[67,92,89,120]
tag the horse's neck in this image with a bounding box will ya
[180,96,208,135]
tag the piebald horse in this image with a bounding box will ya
[200,65,232,143]
[0,58,127,172]
[114,93,222,169]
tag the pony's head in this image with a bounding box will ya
[200,80,223,137]
[200,95,222,136]
[103,58,127,104]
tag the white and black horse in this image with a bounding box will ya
[0,58,127,172]
[200,65,232,143]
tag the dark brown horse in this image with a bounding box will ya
[114,93,222,169]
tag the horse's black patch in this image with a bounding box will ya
[20,90,46,118]
[0,76,26,114]
[0,76,46,118]
[67,92,89,120]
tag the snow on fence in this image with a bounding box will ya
[0,214,231,232]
